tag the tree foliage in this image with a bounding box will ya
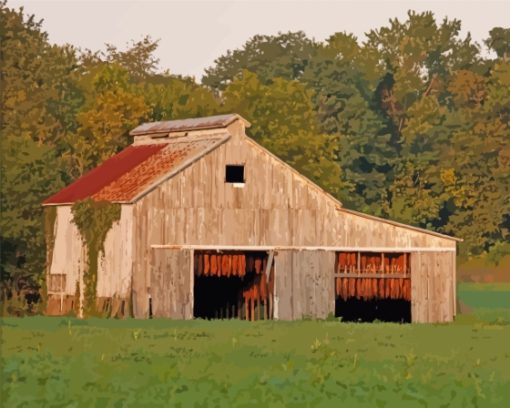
[1,3,69,311]
[1,3,509,312]
[203,31,319,89]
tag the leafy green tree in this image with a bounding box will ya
[1,137,64,303]
[63,65,150,177]
[143,75,221,122]
[486,27,510,60]
[360,11,506,256]
[105,35,161,80]
[0,3,80,148]
[203,31,319,89]
[302,36,396,213]
[387,95,449,227]
[365,10,480,127]
[441,61,510,256]
[0,2,73,308]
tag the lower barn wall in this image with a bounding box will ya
[48,206,84,296]
[411,251,456,323]
[142,247,456,323]
[48,208,455,322]
[46,294,76,316]
[274,250,335,320]
[45,295,130,318]
[46,205,133,316]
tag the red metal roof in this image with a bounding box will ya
[43,136,227,205]
[43,145,165,205]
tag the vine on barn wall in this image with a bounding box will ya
[71,199,121,316]
[44,206,57,266]
[42,206,58,311]
[74,281,81,316]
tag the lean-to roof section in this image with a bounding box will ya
[242,134,461,243]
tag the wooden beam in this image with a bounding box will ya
[189,249,194,320]
[152,244,456,253]
[334,273,410,279]
[265,251,274,280]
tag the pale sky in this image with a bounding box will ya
[9,0,510,80]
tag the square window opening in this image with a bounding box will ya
[225,165,245,183]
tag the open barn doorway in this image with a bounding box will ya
[334,252,411,323]
[193,250,274,320]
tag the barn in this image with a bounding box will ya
[43,113,460,323]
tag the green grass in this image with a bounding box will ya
[459,283,510,292]
[1,285,510,407]
[459,282,510,311]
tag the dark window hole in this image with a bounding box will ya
[225,165,244,183]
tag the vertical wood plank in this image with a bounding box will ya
[411,252,424,323]
[150,248,192,319]
[320,251,336,319]
[291,251,304,319]
[274,250,293,320]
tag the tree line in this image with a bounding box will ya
[1,2,509,311]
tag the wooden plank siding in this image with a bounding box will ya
[274,251,293,320]
[150,248,193,319]
[274,250,335,320]
[411,251,455,323]
[48,206,86,295]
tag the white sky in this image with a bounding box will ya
[9,0,510,80]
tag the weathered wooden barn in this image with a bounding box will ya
[43,113,460,323]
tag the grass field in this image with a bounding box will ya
[2,285,510,407]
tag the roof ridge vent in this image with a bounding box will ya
[167,131,188,138]
[130,113,250,137]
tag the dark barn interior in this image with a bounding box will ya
[193,250,274,320]
[334,251,411,323]
[335,299,411,323]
